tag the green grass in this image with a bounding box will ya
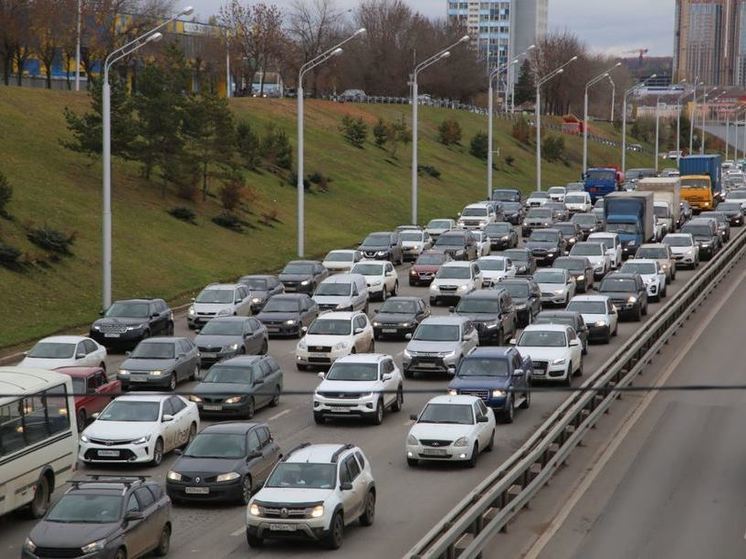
[0,87,655,349]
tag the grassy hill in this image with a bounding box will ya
[0,87,654,349]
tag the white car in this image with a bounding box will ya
[188,283,253,329]
[570,241,611,279]
[725,189,746,210]
[563,192,592,213]
[351,260,398,301]
[526,191,550,207]
[19,336,107,370]
[477,256,516,287]
[587,232,622,268]
[296,311,375,370]
[547,186,567,202]
[406,395,496,467]
[534,268,576,306]
[471,230,491,256]
[313,353,403,425]
[511,324,583,384]
[322,249,362,273]
[425,218,456,240]
[663,233,699,269]
[79,394,200,466]
[567,294,619,344]
[621,258,667,301]
[457,203,496,229]
[429,261,483,305]
[400,229,433,261]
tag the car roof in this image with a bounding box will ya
[113,298,161,303]
[460,290,502,300]
[638,243,666,249]
[314,311,358,320]
[383,296,422,302]
[37,335,90,343]
[604,272,639,280]
[464,202,490,208]
[269,293,308,300]
[333,353,390,364]
[523,323,569,332]
[441,261,473,268]
[478,255,508,260]
[115,394,170,402]
[421,315,469,325]
[571,294,610,302]
[286,259,321,265]
[466,347,512,358]
[203,283,240,290]
[141,336,185,343]
[366,231,393,236]
[219,355,263,366]
[500,277,533,284]
[54,366,105,377]
[426,394,481,405]
[537,310,580,318]
[240,274,276,280]
[200,422,261,434]
[285,443,355,464]
[321,274,364,284]
[326,249,357,254]
[203,316,250,323]
[624,258,657,265]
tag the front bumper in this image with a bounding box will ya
[247,520,327,542]
[167,478,242,502]
[195,399,252,416]
[529,361,568,381]
[490,238,512,250]
[373,324,416,338]
[697,244,715,259]
[403,355,458,375]
[429,289,468,303]
[313,395,377,418]
[262,322,302,337]
[530,251,559,265]
[296,347,350,367]
[199,349,240,367]
[79,440,155,464]
[118,372,173,389]
[281,282,314,293]
[406,443,474,462]
[409,271,435,285]
[540,292,568,305]
[588,324,611,341]
[621,244,637,259]
[89,329,145,347]
[672,252,696,267]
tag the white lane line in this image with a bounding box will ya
[268,408,292,421]
[230,526,245,537]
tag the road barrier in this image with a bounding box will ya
[405,227,746,558]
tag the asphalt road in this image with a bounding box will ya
[0,245,707,558]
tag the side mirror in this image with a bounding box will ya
[513,368,524,377]
[382,373,393,382]
[373,308,379,314]
[340,482,353,491]
[177,353,186,359]
[301,326,308,333]
[409,414,418,421]
[98,310,105,316]
[22,351,28,356]
[191,297,196,302]
[76,353,86,360]
[194,328,201,334]
[317,372,325,380]
[569,339,580,347]
[125,511,145,522]
[91,412,100,419]
[477,414,489,423]
[247,450,262,460]
[354,327,364,335]
[509,338,517,345]
[162,414,174,422]
[125,350,131,356]
[449,306,455,313]
[405,333,413,340]
[151,313,159,318]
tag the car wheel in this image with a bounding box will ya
[502,396,514,424]
[189,364,198,381]
[519,388,531,409]
[564,366,572,387]
[246,533,264,548]
[486,429,495,451]
[314,412,325,424]
[114,548,127,559]
[467,443,479,468]
[324,512,345,550]
[270,386,280,407]
[407,457,419,467]
[641,302,648,316]
[393,281,399,296]
[182,423,197,449]
[381,288,387,302]
[168,373,177,391]
[391,386,403,412]
[260,340,268,354]
[28,475,50,518]
[662,285,667,298]
[575,359,583,377]
[245,397,256,419]
[409,280,416,287]
[371,399,384,425]
[151,438,164,466]
[166,322,174,336]
[143,329,151,341]
[153,524,171,557]
[359,491,376,526]
[239,476,253,505]
[76,409,87,431]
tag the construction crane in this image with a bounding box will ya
[624,48,649,65]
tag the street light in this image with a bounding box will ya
[689,77,702,155]
[296,28,365,257]
[583,62,621,173]
[701,88,725,154]
[411,34,470,225]
[621,73,656,173]
[75,0,82,91]
[654,79,686,172]
[607,74,616,121]
[100,5,192,310]
[535,55,577,191]
[675,84,695,165]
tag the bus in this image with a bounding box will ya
[0,367,78,517]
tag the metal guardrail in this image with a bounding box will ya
[405,227,746,559]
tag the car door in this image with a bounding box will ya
[471,263,482,290]
[160,398,179,451]
[473,401,491,447]
[384,262,396,291]
[380,359,396,407]
[256,426,280,481]
[462,321,479,353]
[76,340,93,366]
[123,491,150,558]
[133,486,160,550]
[607,299,618,331]
[416,299,430,323]
[566,328,581,370]
[176,340,193,380]
[512,352,528,395]
[251,362,270,408]
[340,455,366,520]
[242,319,260,354]
[237,286,252,316]
[350,281,364,311]
[170,396,192,447]
[245,428,268,481]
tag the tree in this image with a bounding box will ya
[470,132,488,160]
[339,115,367,148]
[0,170,12,217]
[30,0,70,89]
[437,120,462,146]
[373,118,390,148]
[236,121,261,169]
[514,60,535,106]
[542,135,565,162]
[260,125,293,170]
[511,117,531,145]
[387,116,411,158]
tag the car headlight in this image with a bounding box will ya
[403,349,412,359]
[217,308,232,317]
[595,320,607,327]
[400,322,411,328]
[457,284,470,291]
[485,322,498,329]
[80,434,90,443]
[491,389,506,398]
[24,538,36,552]
[189,395,202,403]
[310,504,325,518]
[577,275,585,281]
[125,324,144,331]
[454,437,470,447]
[627,296,637,303]
[429,284,439,292]
[407,434,419,445]
[216,472,241,482]
[251,297,262,304]
[227,343,240,351]
[119,369,129,375]
[441,350,457,360]
[447,389,458,396]
[250,503,261,516]
[552,358,566,365]
[373,280,383,286]
[376,251,387,256]
[333,341,349,350]
[554,289,564,295]
[133,435,151,445]
[188,306,196,316]
[661,263,669,270]
[150,370,163,376]
[167,470,182,481]
[300,280,311,286]
[285,319,297,325]
[409,269,417,275]
[81,540,107,554]
[224,396,243,404]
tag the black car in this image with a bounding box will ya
[495,277,542,327]
[544,201,569,223]
[680,218,721,260]
[571,212,604,238]
[484,222,519,250]
[167,422,281,504]
[238,275,285,312]
[278,260,328,294]
[372,296,430,340]
[553,256,594,292]
[90,298,173,349]
[597,272,648,321]
[23,476,171,559]
[358,231,404,264]
[491,187,521,203]
[451,289,518,345]
[500,248,537,276]
[525,228,566,265]
[715,201,745,226]
[534,310,589,354]
[431,230,478,260]
[699,211,731,242]
[553,222,582,251]
[255,294,319,337]
[498,201,525,225]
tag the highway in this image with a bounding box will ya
[0,251,707,558]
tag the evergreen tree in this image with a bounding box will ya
[514,60,536,107]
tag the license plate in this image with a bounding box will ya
[97,450,119,457]
[330,408,350,413]
[418,362,437,368]
[130,376,147,382]
[267,327,280,333]
[104,333,120,338]
[270,523,297,532]
[203,404,222,411]
[310,352,327,358]
[201,352,216,358]
[422,448,448,456]
[382,328,397,333]
[185,487,210,495]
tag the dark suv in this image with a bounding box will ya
[598,272,648,321]
[525,228,566,265]
[451,290,518,345]
[431,230,478,260]
[496,277,542,327]
[680,218,721,260]
[90,298,173,349]
[359,232,404,264]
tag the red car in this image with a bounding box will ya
[55,366,121,428]
[408,250,453,286]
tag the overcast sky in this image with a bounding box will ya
[187,0,675,56]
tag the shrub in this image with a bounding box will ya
[219,178,244,212]
[168,207,197,224]
[0,171,12,217]
[469,132,489,160]
[339,115,368,148]
[0,242,21,270]
[27,226,75,255]
[373,118,390,148]
[504,154,515,167]
[418,165,441,179]
[437,119,462,146]
[212,212,243,232]
[236,121,261,170]
[542,135,566,162]
[511,117,531,145]
[308,171,331,192]
[260,125,293,170]
[260,208,280,226]
[288,172,311,190]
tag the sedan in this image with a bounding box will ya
[278,260,329,294]
[19,336,107,370]
[409,250,452,286]
[534,268,576,307]
[567,294,619,344]
[425,218,457,240]
[511,324,583,385]
[194,316,268,368]
[322,249,363,273]
[597,272,648,321]
[118,337,200,391]
[500,248,537,276]
[372,296,430,340]
[254,294,319,337]
[553,256,594,292]
[483,222,519,250]
[715,201,745,226]
[238,274,285,313]
[477,255,517,287]
[431,230,478,261]
[89,298,173,349]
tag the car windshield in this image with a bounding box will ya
[681,178,710,189]
[478,258,506,271]
[241,278,267,290]
[701,213,725,223]
[463,207,488,216]
[46,494,123,524]
[380,300,417,314]
[635,247,667,259]
[565,195,587,204]
[572,244,603,256]
[717,203,741,212]
[458,358,509,377]
[28,342,76,359]
[501,202,522,212]
[131,342,174,359]
[196,289,234,304]
[413,324,460,341]
[606,223,640,234]
[437,266,470,279]
[262,298,300,312]
[418,403,474,424]
[199,320,244,336]
[326,362,378,381]
[352,263,384,275]
[503,250,528,262]
[566,183,584,191]
[362,233,391,247]
[428,220,452,229]
[682,225,713,236]
[415,254,444,266]
[600,278,637,292]
[325,252,353,262]
[663,236,693,247]
[529,192,549,199]
[527,209,552,219]
[501,283,529,298]
[518,330,566,347]
[586,170,616,181]
[535,270,566,284]
[315,283,351,296]
[653,206,669,218]
[202,365,253,384]
[71,377,87,394]
[555,225,577,236]
[484,224,511,236]
[283,263,315,275]
[529,231,558,242]
[456,298,499,313]
[435,235,464,247]
[535,315,575,329]
[184,433,247,459]
[105,302,149,318]
[554,259,585,271]
[492,190,519,201]
[265,463,336,489]
[622,262,657,275]
[727,190,746,199]
[548,187,565,195]
[567,301,607,314]
[400,232,424,242]
[99,400,160,422]
[308,319,351,336]
[572,214,597,226]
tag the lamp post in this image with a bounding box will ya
[621,74,656,173]
[297,28,366,257]
[411,34,470,225]
[75,0,82,91]
[654,79,686,172]
[536,55,578,190]
[701,88,725,154]
[607,74,616,121]
[726,109,731,160]
[583,62,621,173]
[675,85,694,166]
[689,77,701,155]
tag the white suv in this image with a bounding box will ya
[429,261,483,305]
[296,312,375,370]
[587,232,622,269]
[188,283,252,329]
[621,258,667,301]
[457,203,495,229]
[247,443,376,549]
[351,260,399,301]
[313,354,403,425]
[511,324,583,385]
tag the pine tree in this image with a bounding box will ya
[514,60,536,107]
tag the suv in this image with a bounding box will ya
[452,290,517,346]
[699,210,731,243]
[188,283,252,329]
[247,443,376,549]
[597,272,648,321]
[279,260,329,294]
[358,231,403,264]
[680,218,721,260]
[90,298,173,348]
[429,261,483,305]
[312,274,369,313]
[483,222,519,250]
[662,233,699,269]
[402,316,479,377]
[634,243,677,282]
[351,260,399,301]
[496,277,542,327]
[587,232,622,269]
[457,202,496,229]
[571,212,604,237]
[525,228,566,265]
[521,207,554,237]
[500,248,537,276]
[431,230,478,260]
[491,188,521,203]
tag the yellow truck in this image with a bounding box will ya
[680,175,713,211]
[679,154,722,212]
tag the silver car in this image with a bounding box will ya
[118,337,201,391]
[194,316,269,368]
[534,268,576,307]
[402,316,479,378]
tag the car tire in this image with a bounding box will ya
[324,512,345,550]
[391,386,403,412]
[519,388,531,409]
[575,359,583,377]
[502,396,515,424]
[486,429,495,451]
[245,397,256,419]
[182,423,197,449]
[189,364,198,381]
[314,412,325,425]
[381,288,387,302]
[642,302,648,316]
[409,280,416,287]
[407,457,418,467]
[151,438,164,466]
[371,399,384,425]
[564,366,572,387]
[153,524,171,557]
[359,491,376,526]
[239,476,253,505]
[662,285,667,298]
[168,373,177,391]
[28,475,50,519]
[166,322,174,336]
[246,533,264,548]
[260,340,268,354]
[467,443,479,468]
[393,281,399,296]
[76,409,87,431]
[114,548,127,559]
[269,386,280,407]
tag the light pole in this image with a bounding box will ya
[675,84,694,166]
[689,77,701,155]
[701,88,725,154]
[536,55,577,190]
[411,34,470,225]
[101,5,193,310]
[607,75,616,121]
[297,28,365,257]
[583,62,621,173]
[655,96,661,172]
[621,74,656,173]
[75,0,82,91]
[726,109,731,160]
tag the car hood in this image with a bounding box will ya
[193,334,242,347]
[323,261,353,270]
[482,269,509,278]
[538,282,566,292]
[583,255,604,265]
[580,312,608,324]
[526,241,558,250]
[193,382,252,396]
[426,228,448,235]
[412,265,439,273]
[30,521,118,548]
[83,420,157,440]
[359,245,389,252]
[248,289,269,300]
[669,246,694,254]
[690,235,715,243]
[120,357,177,371]
[432,278,472,286]
[449,375,511,390]
[172,455,244,475]
[254,487,332,504]
[303,334,351,346]
[375,312,416,323]
[456,312,499,323]
[193,303,232,313]
[279,273,313,282]
[402,241,424,248]
[93,317,146,328]
[515,346,566,360]
[318,379,377,393]
[406,340,460,353]
[430,246,463,254]
[18,357,76,368]
[410,423,472,440]
[256,311,300,322]
[599,290,637,300]
[312,295,351,305]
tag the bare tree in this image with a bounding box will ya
[30,0,75,89]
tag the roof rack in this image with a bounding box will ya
[69,475,149,489]
[330,443,354,463]
[282,442,312,461]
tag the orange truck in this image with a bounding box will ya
[679,155,722,212]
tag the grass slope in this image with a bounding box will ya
[0,87,654,348]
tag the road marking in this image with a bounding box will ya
[268,408,291,421]
[230,526,245,537]
[524,263,746,559]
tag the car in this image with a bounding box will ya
[457,202,497,229]
[715,201,745,226]
[570,241,611,279]
[425,218,457,240]
[55,366,121,428]
[372,296,430,340]
[663,232,699,269]
[79,394,200,466]
[725,188,746,209]
[255,293,318,337]
[408,250,452,286]
[246,443,376,549]
[351,259,399,301]
[187,283,253,329]
[19,336,107,370]
[534,310,589,354]
[522,207,554,237]
[534,268,576,307]
[525,191,550,207]
[597,272,648,321]
[571,212,604,237]
[312,273,369,313]
[621,258,667,302]
[563,191,593,213]
[566,181,585,192]
[553,222,582,251]
[633,243,677,282]
[511,324,583,385]
[358,231,403,264]
[544,201,570,223]
[321,249,363,273]
[402,316,479,378]
[451,289,518,346]
[553,256,594,292]
[547,185,567,202]
[500,247,537,276]
[278,260,329,294]
[338,88,367,101]
[483,222,518,250]
[117,337,199,391]
[399,229,433,261]
[700,210,731,243]
[471,229,492,256]
[406,395,496,467]
[491,187,521,203]
[90,298,173,349]
[497,277,542,327]
[625,168,656,183]
[498,201,526,225]
[566,294,619,344]
[680,218,721,260]
[238,275,285,313]
[194,316,268,367]
[313,353,404,425]
[22,476,171,559]
[167,422,281,505]
[296,311,375,370]
[431,230,479,260]
[592,198,605,221]
[587,232,622,268]
[191,355,283,418]
[429,261,483,305]
[525,228,566,265]
[395,224,422,233]
[477,255,516,287]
